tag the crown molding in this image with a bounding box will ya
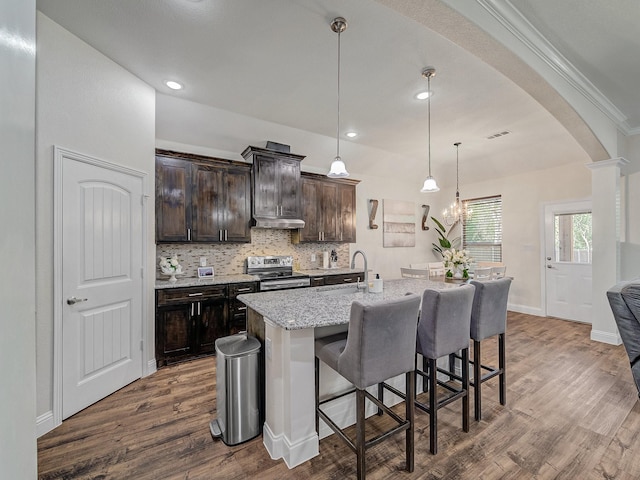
[477,0,632,135]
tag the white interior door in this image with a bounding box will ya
[59,150,144,419]
[544,200,593,323]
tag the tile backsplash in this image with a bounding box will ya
[156,229,350,279]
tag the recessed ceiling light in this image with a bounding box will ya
[165,80,183,90]
[345,131,358,138]
[415,91,431,100]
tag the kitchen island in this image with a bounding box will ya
[237,277,460,468]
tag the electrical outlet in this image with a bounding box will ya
[311,253,316,262]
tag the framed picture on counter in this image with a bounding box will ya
[197,266,214,278]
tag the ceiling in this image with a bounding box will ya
[36,0,638,187]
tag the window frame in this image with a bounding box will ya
[462,195,503,264]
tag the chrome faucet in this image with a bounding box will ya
[350,250,369,293]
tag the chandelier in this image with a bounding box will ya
[443,142,472,226]
[327,17,350,178]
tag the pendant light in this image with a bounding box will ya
[443,142,472,225]
[327,17,350,178]
[420,67,439,192]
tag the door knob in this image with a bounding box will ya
[547,257,552,261]
[67,297,88,305]
[547,265,553,269]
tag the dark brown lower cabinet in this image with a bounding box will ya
[155,281,259,367]
[156,285,228,367]
[228,282,258,334]
[323,273,365,285]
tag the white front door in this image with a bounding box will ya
[544,200,593,323]
[58,149,144,419]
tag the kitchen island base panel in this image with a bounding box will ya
[263,423,319,469]
[262,320,319,468]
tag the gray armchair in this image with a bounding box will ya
[606,279,640,396]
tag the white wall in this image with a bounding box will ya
[621,134,640,279]
[35,14,156,427]
[352,160,591,313]
[0,0,38,477]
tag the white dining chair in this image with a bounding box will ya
[474,266,493,280]
[491,266,507,279]
[401,267,429,279]
[427,262,446,277]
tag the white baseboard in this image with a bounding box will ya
[36,410,59,438]
[262,422,319,469]
[591,329,622,345]
[508,303,544,316]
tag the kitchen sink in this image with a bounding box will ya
[317,286,362,296]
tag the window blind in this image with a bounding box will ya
[463,195,502,263]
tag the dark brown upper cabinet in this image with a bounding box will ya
[292,173,359,243]
[155,150,251,243]
[241,146,305,227]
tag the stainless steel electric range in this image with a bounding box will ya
[246,255,310,291]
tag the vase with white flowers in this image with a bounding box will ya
[442,248,472,280]
[159,255,183,282]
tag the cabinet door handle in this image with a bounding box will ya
[191,303,195,316]
[188,292,203,297]
[198,302,201,316]
[188,228,191,241]
[219,230,222,241]
[237,306,247,311]
[225,229,228,241]
[236,287,252,292]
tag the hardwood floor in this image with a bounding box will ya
[38,312,640,479]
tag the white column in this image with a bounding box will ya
[262,320,319,468]
[587,158,629,344]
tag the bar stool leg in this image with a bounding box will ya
[422,356,429,393]
[428,357,438,454]
[462,348,469,433]
[406,371,415,472]
[315,357,320,433]
[356,389,366,480]
[473,340,482,421]
[499,333,506,406]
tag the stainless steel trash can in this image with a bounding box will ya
[210,334,261,446]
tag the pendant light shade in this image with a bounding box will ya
[328,157,349,177]
[421,176,439,193]
[420,67,439,192]
[327,17,350,178]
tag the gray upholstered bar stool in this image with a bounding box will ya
[469,277,512,421]
[414,284,475,454]
[315,294,421,480]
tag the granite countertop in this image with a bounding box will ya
[295,268,365,277]
[155,273,259,289]
[237,277,462,330]
[155,269,365,289]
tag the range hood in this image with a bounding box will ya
[253,217,305,229]
[243,142,306,231]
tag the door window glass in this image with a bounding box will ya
[554,212,592,263]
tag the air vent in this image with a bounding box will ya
[486,130,511,140]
